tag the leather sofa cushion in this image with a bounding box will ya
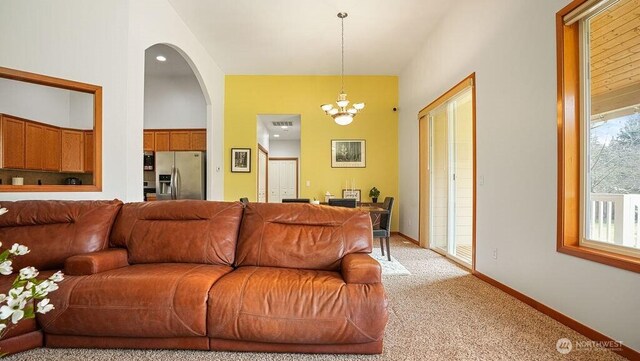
[207,266,388,345]
[110,201,243,265]
[0,200,122,271]
[39,264,232,338]
[236,203,373,270]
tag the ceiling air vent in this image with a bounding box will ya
[272,121,293,127]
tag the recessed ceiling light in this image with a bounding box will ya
[156,55,167,62]
[274,134,280,138]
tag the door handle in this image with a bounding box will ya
[170,166,177,200]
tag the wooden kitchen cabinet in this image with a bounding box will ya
[84,131,94,173]
[25,122,44,170]
[61,129,84,172]
[1,115,25,169]
[154,131,170,151]
[190,130,206,151]
[25,123,62,172]
[169,131,191,151]
[144,129,206,152]
[42,126,61,171]
[25,123,63,171]
[143,131,155,151]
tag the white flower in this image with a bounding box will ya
[9,243,29,256]
[36,299,54,314]
[0,294,5,303]
[49,271,64,283]
[19,266,38,280]
[35,280,58,296]
[45,282,59,293]
[0,260,12,276]
[8,287,25,300]
[0,207,7,216]
[0,323,6,333]
[0,297,27,324]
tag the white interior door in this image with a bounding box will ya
[257,148,267,202]
[268,159,297,202]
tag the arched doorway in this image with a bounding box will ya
[142,43,210,201]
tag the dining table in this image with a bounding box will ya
[358,204,389,230]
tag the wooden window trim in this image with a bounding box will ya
[556,0,640,273]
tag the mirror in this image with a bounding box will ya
[0,66,101,191]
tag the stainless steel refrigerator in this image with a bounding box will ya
[155,151,206,200]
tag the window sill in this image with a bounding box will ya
[558,244,640,274]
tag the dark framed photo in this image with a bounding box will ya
[331,139,366,168]
[231,148,251,173]
[342,189,361,201]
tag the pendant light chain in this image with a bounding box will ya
[341,15,345,93]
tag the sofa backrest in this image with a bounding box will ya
[110,200,243,266]
[0,200,123,271]
[235,203,372,271]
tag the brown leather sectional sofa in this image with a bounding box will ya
[0,199,388,355]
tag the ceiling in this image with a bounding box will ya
[589,0,640,118]
[145,43,195,76]
[258,114,301,141]
[167,0,456,75]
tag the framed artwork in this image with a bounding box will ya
[331,139,366,168]
[342,189,361,202]
[231,148,251,173]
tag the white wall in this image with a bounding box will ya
[256,117,270,151]
[68,91,94,130]
[0,78,72,128]
[143,74,206,129]
[398,0,640,351]
[269,140,300,158]
[0,0,129,200]
[0,0,225,201]
[127,0,226,201]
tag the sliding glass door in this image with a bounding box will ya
[429,88,473,267]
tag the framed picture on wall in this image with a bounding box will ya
[231,148,251,173]
[331,139,366,168]
[342,189,361,201]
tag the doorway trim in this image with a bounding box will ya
[269,157,299,199]
[257,144,268,202]
[418,73,476,271]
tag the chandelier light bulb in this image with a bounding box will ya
[347,108,358,115]
[337,99,349,108]
[321,104,333,111]
[335,114,353,126]
[353,103,365,110]
[328,108,339,116]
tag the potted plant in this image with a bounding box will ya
[369,187,380,203]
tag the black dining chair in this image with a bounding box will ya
[374,197,394,261]
[328,198,357,208]
[239,197,249,205]
[282,198,310,203]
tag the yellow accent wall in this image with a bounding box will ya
[224,75,399,231]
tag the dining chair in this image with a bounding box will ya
[239,197,249,205]
[282,198,310,203]
[374,197,394,261]
[328,198,357,208]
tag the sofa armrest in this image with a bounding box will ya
[64,249,129,275]
[341,253,381,284]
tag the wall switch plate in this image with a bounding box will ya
[492,248,498,260]
[479,176,485,186]
[306,180,311,187]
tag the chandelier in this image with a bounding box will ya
[321,12,365,126]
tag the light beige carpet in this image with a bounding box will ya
[6,237,627,361]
